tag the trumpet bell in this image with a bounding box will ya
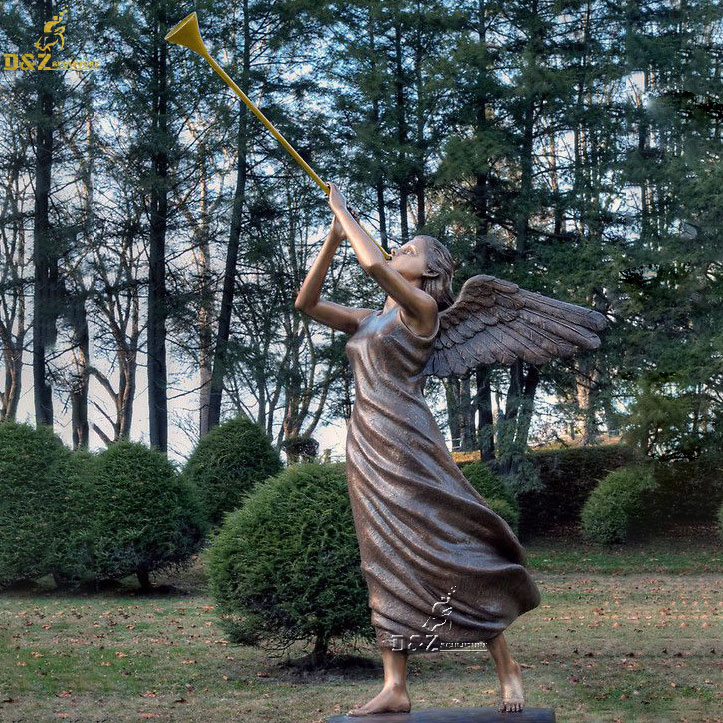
[164,12,208,58]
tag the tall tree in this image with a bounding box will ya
[101,0,187,451]
[31,0,64,426]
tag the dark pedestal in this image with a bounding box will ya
[328,709,555,723]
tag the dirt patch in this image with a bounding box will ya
[274,652,383,683]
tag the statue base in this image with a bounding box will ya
[328,708,555,722]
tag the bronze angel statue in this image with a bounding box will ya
[295,183,607,716]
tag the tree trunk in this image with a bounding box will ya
[393,21,409,243]
[1,334,23,421]
[147,3,170,452]
[514,98,535,255]
[413,26,425,229]
[516,364,540,449]
[376,180,388,251]
[476,366,495,461]
[68,293,89,449]
[368,13,388,252]
[498,360,523,471]
[32,0,57,427]
[513,0,539,257]
[444,378,461,448]
[137,567,152,593]
[310,632,329,667]
[197,142,213,436]
[208,0,250,431]
[459,377,476,450]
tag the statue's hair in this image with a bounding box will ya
[417,235,455,311]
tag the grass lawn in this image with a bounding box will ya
[0,526,721,722]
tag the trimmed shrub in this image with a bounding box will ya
[0,422,68,587]
[646,458,723,529]
[580,466,657,544]
[46,449,98,588]
[461,462,520,533]
[517,444,643,537]
[184,417,283,527]
[92,441,209,588]
[203,462,373,663]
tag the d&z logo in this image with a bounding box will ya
[4,4,98,72]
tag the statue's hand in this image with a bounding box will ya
[327,181,348,214]
[329,214,345,243]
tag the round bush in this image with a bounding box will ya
[580,466,657,545]
[91,441,209,587]
[46,449,98,588]
[462,462,520,533]
[184,417,283,526]
[203,462,373,661]
[0,422,69,587]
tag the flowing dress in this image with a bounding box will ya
[344,305,541,653]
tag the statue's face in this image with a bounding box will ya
[388,236,430,283]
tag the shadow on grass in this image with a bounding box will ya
[275,651,383,683]
[0,575,199,599]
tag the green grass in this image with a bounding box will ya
[0,531,721,722]
[524,524,723,574]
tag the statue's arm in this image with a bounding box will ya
[294,215,374,335]
[327,182,437,337]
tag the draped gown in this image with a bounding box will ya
[344,305,541,653]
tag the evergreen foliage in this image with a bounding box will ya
[91,441,209,587]
[46,449,98,588]
[580,466,657,545]
[184,417,283,526]
[517,444,643,537]
[203,462,373,662]
[0,422,68,587]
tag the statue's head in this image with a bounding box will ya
[416,235,455,311]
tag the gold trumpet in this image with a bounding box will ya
[164,12,390,259]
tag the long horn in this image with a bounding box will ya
[165,12,391,259]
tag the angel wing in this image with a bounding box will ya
[423,274,608,378]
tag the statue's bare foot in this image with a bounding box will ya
[497,658,525,712]
[347,684,411,716]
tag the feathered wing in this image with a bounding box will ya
[423,275,608,378]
